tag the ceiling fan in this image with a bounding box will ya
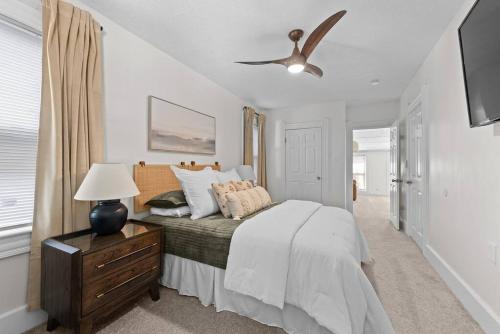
[235,10,347,78]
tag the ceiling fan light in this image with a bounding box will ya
[287,64,305,74]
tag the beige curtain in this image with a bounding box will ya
[27,0,103,310]
[257,113,267,189]
[243,106,255,166]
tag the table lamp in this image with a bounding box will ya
[74,163,139,235]
[236,165,257,186]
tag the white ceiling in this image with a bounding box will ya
[353,128,390,151]
[23,0,465,109]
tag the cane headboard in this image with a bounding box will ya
[133,162,221,213]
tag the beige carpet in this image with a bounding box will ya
[27,196,482,334]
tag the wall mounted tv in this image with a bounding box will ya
[458,0,500,128]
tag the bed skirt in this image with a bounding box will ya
[161,253,332,334]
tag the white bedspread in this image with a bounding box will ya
[225,200,322,308]
[224,200,394,334]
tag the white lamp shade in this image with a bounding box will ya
[74,163,140,201]
[236,165,257,181]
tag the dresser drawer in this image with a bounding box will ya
[82,254,160,316]
[83,232,161,282]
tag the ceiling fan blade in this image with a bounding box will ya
[235,58,289,66]
[301,10,347,59]
[304,63,323,78]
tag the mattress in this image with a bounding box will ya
[141,203,278,269]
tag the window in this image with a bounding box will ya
[353,155,367,191]
[252,116,259,179]
[0,18,42,237]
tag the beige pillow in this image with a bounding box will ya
[230,180,254,191]
[254,186,272,207]
[226,187,272,219]
[212,182,237,218]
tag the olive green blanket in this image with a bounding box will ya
[141,204,278,269]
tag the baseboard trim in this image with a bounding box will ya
[424,245,500,334]
[0,304,47,334]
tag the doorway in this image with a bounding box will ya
[352,128,392,223]
[285,126,322,202]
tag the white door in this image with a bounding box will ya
[389,122,401,230]
[285,127,322,202]
[407,100,425,249]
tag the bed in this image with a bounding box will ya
[135,163,394,334]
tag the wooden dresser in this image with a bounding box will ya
[41,221,163,334]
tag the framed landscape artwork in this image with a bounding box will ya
[148,96,216,155]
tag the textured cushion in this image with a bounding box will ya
[145,190,187,208]
[150,206,191,217]
[254,186,272,207]
[170,166,220,220]
[212,182,237,218]
[214,168,242,183]
[226,186,272,219]
[230,180,254,191]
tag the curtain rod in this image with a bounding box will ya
[242,106,261,116]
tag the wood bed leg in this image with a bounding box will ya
[149,282,160,301]
[46,316,59,331]
[76,319,92,334]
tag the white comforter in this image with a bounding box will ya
[224,200,394,334]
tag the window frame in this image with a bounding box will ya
[0,5,41,259]
[353,154,367,192]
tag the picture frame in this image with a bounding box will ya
[148,96,216,155]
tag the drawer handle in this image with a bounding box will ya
[96,243,158,269]
[96,266,158,299]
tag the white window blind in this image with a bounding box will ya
[0,18,42,231]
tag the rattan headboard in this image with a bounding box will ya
[133,162,221,213]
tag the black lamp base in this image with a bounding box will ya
[89,200,128,235]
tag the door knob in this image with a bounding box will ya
[406,180,413,185]
[391,179,403,183]
[317,176,321,180]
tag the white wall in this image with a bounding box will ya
[0,1,247,333]
[347,100,400,124]
[264,101,346,207]
[400,0,500,331]
[355,151,390,196]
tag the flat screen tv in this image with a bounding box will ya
[459,0,500,127]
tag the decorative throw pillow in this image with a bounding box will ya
[230,180,254,191]
[254,186,272,207]
[212,182,237,218]
[170,166,220,220]
[226,190,256,219]
[226,186,273,219]
[145,190,187,208]
[246,188,263,209]
[214,168,242,183]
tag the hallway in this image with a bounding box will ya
[354,195,482,333]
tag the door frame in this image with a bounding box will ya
[405,86,429,249]
[282,119,329,204]
[346,119,396,213]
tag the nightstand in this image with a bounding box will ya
[41,220,163,334]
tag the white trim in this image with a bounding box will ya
[346,118,396,212]
[282,119,329,204]
[0,304,47,334]
[424,245,500,334]
[0,227,32,259]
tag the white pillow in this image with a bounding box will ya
[214,168,242,183]
[170,166,220,220]
[150,206,191,217]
